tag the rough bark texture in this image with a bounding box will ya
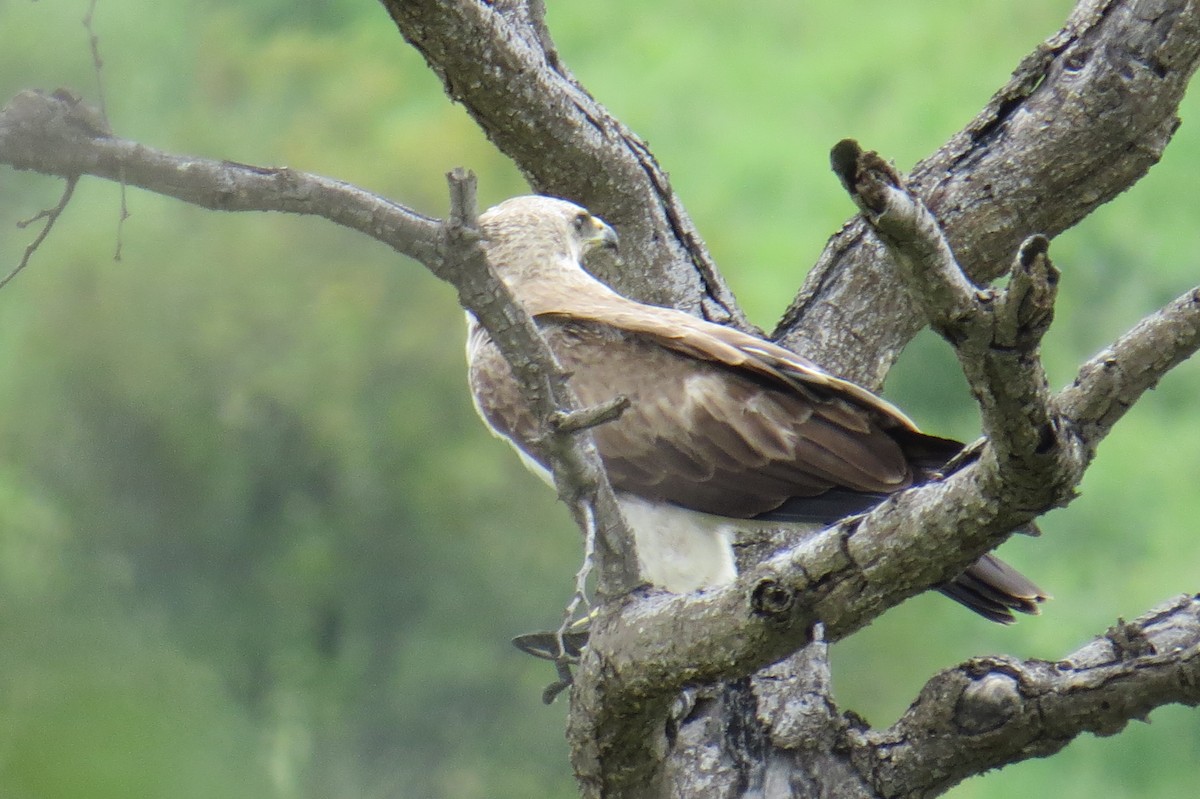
[859,595,1200,798]
[779,0,1200,388]
[4,0,1200,797]
[381,0,749,328]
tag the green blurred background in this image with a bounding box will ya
[1,0,1198,796]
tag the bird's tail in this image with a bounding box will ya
[939,552,1048,623]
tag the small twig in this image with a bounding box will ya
[1,176,78,291]
[113,163,129,261]
[81,0,129,261]
[82,0,108,125]
[445,165,478,229]
[549,395,629,435]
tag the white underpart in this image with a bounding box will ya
[616,494,738,593]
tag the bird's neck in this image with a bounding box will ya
[505,261,631,318]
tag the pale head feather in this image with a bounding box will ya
[478,196,618,299]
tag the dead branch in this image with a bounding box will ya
[858,594,1200,796]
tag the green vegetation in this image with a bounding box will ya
[1,1,1198,796]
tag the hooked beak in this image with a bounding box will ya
[585,217,620,254]
[597,222,619,252]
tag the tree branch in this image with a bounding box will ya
[858,594,1200,797]
[379,0,750,328]
[437,170,640,600]
[778,0,1200,388]
[0,89,444,267]
[832,139,1072,501]
[1058,284,1200,453]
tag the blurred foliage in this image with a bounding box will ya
[1,0,1198,797]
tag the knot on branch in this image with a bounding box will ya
[830,138,904,214]
[993,234,1060,350]
[955,672,1021,734]
[751,578,797,619]
[0,89,111,177]
[13,88,111,138]
[1106,617,1157,661]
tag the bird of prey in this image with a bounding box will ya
[466,195,1046,623]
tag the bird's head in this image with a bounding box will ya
[478,196,619,296]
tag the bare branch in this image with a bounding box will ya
[0,89,444,266]
[550,395,630,436]
[859,595,1200,797]
[830,140,980,331]
[833,139,1069,487]
[2,175,78,290]
[1058,285,1200,453]
[779,0,1200,388]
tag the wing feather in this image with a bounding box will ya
[539,317,921,518]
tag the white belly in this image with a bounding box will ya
[616,493,738,593]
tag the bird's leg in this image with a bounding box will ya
[511,500,602,702]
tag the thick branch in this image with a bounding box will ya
[778,0,1200,388]
[859,594,1200,797]
[380,0,748,327]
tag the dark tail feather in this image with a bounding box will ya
[939,553,1049,623]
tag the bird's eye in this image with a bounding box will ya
[572,212,591,234]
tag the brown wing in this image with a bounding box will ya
[531,291,922,432]
[539,319,918,518]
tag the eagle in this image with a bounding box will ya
[466,195,1046,623]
